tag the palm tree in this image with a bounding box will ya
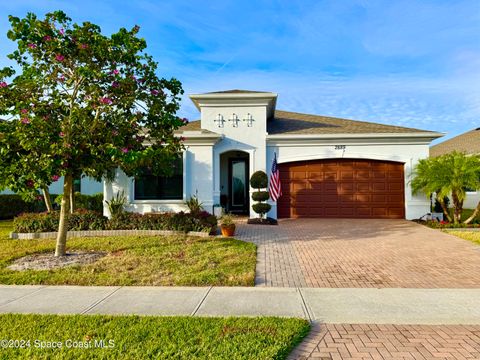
[411,152,480,224]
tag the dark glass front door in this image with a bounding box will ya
[229,159,249,213]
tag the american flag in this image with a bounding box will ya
[269,153,282,202]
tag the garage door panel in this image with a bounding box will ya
[277,158,405,219]
[356,183,371,192]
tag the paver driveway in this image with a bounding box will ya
[235,219,480,288]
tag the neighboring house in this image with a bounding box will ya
[430,128,480,209]
[105,89,442,219]
[0,176,102,196]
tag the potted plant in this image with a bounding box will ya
[220,214,236,237]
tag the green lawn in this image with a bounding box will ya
[0,220,256,286]
[0,314,310,359]
[447,231,480,246]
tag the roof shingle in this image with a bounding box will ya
[269,110,436,135]
[430,128,480,157]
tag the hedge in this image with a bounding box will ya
[13,210,218,235]
[0,193,103,220]
[0,194,57,220]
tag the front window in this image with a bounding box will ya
[134,156,183,200]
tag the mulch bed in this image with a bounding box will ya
[247,217,278,225]
[7,251,106,271]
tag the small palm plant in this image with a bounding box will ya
[105,191,126,217]
[411,151,480,224]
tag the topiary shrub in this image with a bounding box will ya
[250,171,271,218]
[252,191,269,202]
[250,171,268,189]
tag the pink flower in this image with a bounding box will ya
[36,195,43,201]
[26,180,34,188]
[0,82,7,88]
[59,132,65,137]
[100,97,113,105]
[150,89,159,96]
[112,69,119,75]
[59,28,65,35]
[58,74,65,82]
[21,118,30,124]
[52,175,60,182]
[20,109,28,114]
[121,147,129,153]
[180,136,186,141]
[111,81,119,88]
[80,43,88,49]
[43,35,52,41]
[55,54,65,62]
[28,43,37,49]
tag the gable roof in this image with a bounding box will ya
[430,128,480,157]
[268,110,439,135]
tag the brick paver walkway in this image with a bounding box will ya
[236,219,480,288]
[289,323,480,360]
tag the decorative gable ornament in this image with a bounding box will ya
[214,113,225,128]
[228,113,240,127]
[243,113,254,127]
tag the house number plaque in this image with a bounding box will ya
[334,145,346,150]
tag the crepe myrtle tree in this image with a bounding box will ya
[0,118,56,211]
[411,151,480,224]
[0,11,187,256]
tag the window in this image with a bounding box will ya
[134,156,183,200]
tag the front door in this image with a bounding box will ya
[229,159,249,214]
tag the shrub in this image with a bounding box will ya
[13,212,60,233]
[13,210,107,233]
[0,194,59,219]
[13,210,217,234]
[105,191,126,216]
[252,191,269,202]
[252,203,272,216]
[250,170,271,219]
[250,171,268,189]
[54,193,104,212]
[68,209,108,230]
[185,194,203,215]
[0,195,33,219]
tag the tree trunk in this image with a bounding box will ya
[55,173,72,257]
[464,201,480,224]
[451,191,462,224]
[438,198,452,222]
[42,187,53,213]
[69,182,75,214]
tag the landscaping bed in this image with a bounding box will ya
[0,314,310,359]
[13,209,218,235]
[0,221,256,286]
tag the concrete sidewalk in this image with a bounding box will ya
[0,286,479,324]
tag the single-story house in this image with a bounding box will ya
[430,128,480,209]
[105,89,443,220]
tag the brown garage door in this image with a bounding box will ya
[277,159,405,219]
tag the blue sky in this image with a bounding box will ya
[1,1,479,143]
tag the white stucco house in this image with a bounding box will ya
[105,90,443,220]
